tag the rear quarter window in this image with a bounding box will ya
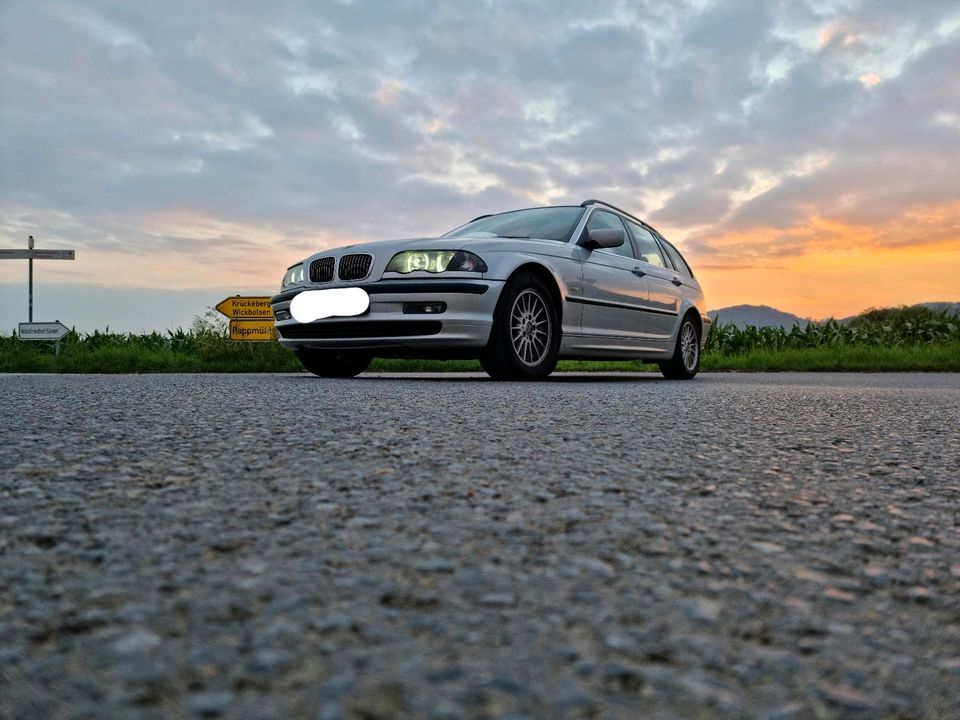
[659,238,694,277]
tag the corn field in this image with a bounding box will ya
[706,306,960,355]
[3,305,958,373]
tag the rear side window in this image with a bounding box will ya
[659,237,694,277]
[625,220,666,268]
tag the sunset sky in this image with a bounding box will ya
[1,0,958,330]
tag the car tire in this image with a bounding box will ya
[295,349,372,378]
[480,272,560,380]
[659,316,700,380]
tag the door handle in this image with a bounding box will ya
[632,268,646,277]
[671,277,683,286]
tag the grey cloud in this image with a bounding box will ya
[706,32,960,238]
[1,0,959,274]
[652,187,732,226]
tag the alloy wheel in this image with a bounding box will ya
[510,289,552,366]
[680,322,699,371]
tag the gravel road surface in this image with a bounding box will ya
[1,372,959,720]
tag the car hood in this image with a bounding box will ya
[308,235,568,260]
[289,235,572,288]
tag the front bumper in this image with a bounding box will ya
[271,278,503,353]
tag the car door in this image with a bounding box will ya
[624,220,681,346]
[577,210,649,345]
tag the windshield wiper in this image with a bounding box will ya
[496,234,530,239]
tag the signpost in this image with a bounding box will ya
[215,296,272,319]
[18,321,70,356]
[30,249,76,260]
[229,319,276,341]
[216,296,276,341]
[1,235,76,322]
[18,321,69,340]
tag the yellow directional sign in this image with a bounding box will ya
[216,296,272,319]
[229,319,277,342]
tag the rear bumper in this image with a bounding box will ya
[272,278,503,352]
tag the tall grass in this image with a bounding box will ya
[1,305,957,373]
[700,343,960,372]
[706,306,959,353]
[0,310,301,373]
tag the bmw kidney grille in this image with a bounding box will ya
[338,254,373,281]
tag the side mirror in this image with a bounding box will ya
[582,227,625,250]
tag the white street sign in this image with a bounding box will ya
[19,321,70,341]
[0,249,74,260]
[31,249,75,260]
[1,237,77,324]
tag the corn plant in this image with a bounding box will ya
[707,306,958,355]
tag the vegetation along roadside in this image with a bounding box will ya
[2,306,957,373]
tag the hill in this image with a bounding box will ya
[707,304,808,329]
[917,302,960,315]
[711,302,958,329]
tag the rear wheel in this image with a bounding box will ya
[480,272,560,380]
[659,317,700,380]
[295,349,372,378]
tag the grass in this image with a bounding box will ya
[0,344,304,374]
[0,312,303,374]
[1,307,957,374]
[699,342,960,372]
[4,341,958,374]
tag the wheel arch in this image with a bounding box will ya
[504,262,564,326]
[682,305,702,336]
[665,303,705,349]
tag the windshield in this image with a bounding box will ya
[444,206,585,242]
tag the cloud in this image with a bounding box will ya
[0,0,958,319]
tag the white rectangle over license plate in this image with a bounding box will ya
[290,287,370,322]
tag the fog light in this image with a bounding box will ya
[275,309,291,321]
[403,302,446,314]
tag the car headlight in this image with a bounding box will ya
[385,250,487,274]
[281,263,305,289]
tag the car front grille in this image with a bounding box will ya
[309,257,335,283]
[277,320,442,339]
[338,254,373,281]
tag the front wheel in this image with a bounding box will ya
[480,273,560,380]
[295,349,372,378]
[659,317,700,380]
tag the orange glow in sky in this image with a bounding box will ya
[697,240,960,318]
[2,204,958,320]
[671,204,960,317]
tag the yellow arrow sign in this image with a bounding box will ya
[229,319,277,341]
[216,296,272,319]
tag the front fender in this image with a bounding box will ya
[482,251,582,335]
[483,251,580,299]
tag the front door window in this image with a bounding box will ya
[585,211,634,260]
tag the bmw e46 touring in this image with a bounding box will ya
[271,199,709,380]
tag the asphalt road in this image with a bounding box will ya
[1,372,959,720]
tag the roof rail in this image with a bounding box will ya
[468,213,493,223]
[580,199,663,236]
[580,199,644,223]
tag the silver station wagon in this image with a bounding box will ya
[272,200,710,380]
